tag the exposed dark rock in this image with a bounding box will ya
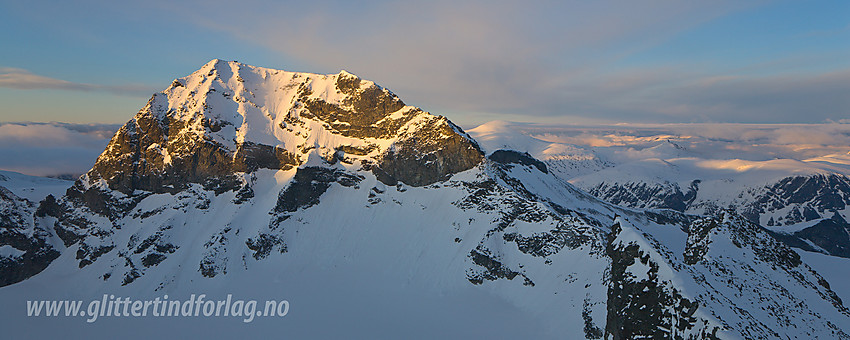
[605,220,719,340]
[199,227,231,277]
[141,253,167,267]
[583,173,850,258]
[375,118,483,186]
[233,183,255,204]
[467,246,533,286]
[39,187,134,262]
[488,150,548,173]
[771,212,850,258]
[64,181,147,221]
[232,142,299,173]
[710,213,802,269]
[0,236,59,287]
[457,170,604,288]
[803,206,822,221]
[583,299,604,339]
[365,163,398,186]
[683,219,715,265]
[299,76,410,139]
[0,187,60,287]
[645,209,697,226]
[766,230,821,253]
[502,212,596,258]
[245,234,286,260]
[33,194,61,218]
[336,144,376,156]
[76,244,115,268]
[273,167,364,214]
[85,96,300,201]
[766,175,850,212]
[122,269,141,286]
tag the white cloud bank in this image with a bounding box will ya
[483,121,850,165]
[0,123,119,177]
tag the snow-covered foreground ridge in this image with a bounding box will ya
[1,60,850,338]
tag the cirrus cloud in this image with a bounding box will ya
[0,67,154,96]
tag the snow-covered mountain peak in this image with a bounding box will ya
[161,59,406,140]
[337,69,357,79]
[83,60,483,202]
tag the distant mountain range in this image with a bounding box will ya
[469,121,850,260]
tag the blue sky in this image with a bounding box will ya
[0,0,847,126]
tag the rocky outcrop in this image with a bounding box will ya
[87,97,300,198]
[299,71,410,139]
[0,187,60,287]
[458,162,604,288]
[273,167,363,215]
[488,149,548,173]
[606,218,720,340]
[374,117,483,186]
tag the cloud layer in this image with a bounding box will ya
[0,123,119,177]
[511,121,850,163]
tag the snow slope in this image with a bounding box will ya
[0,170,72,202]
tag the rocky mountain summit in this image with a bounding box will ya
[2,61,850,338]
[86,59,481,196]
